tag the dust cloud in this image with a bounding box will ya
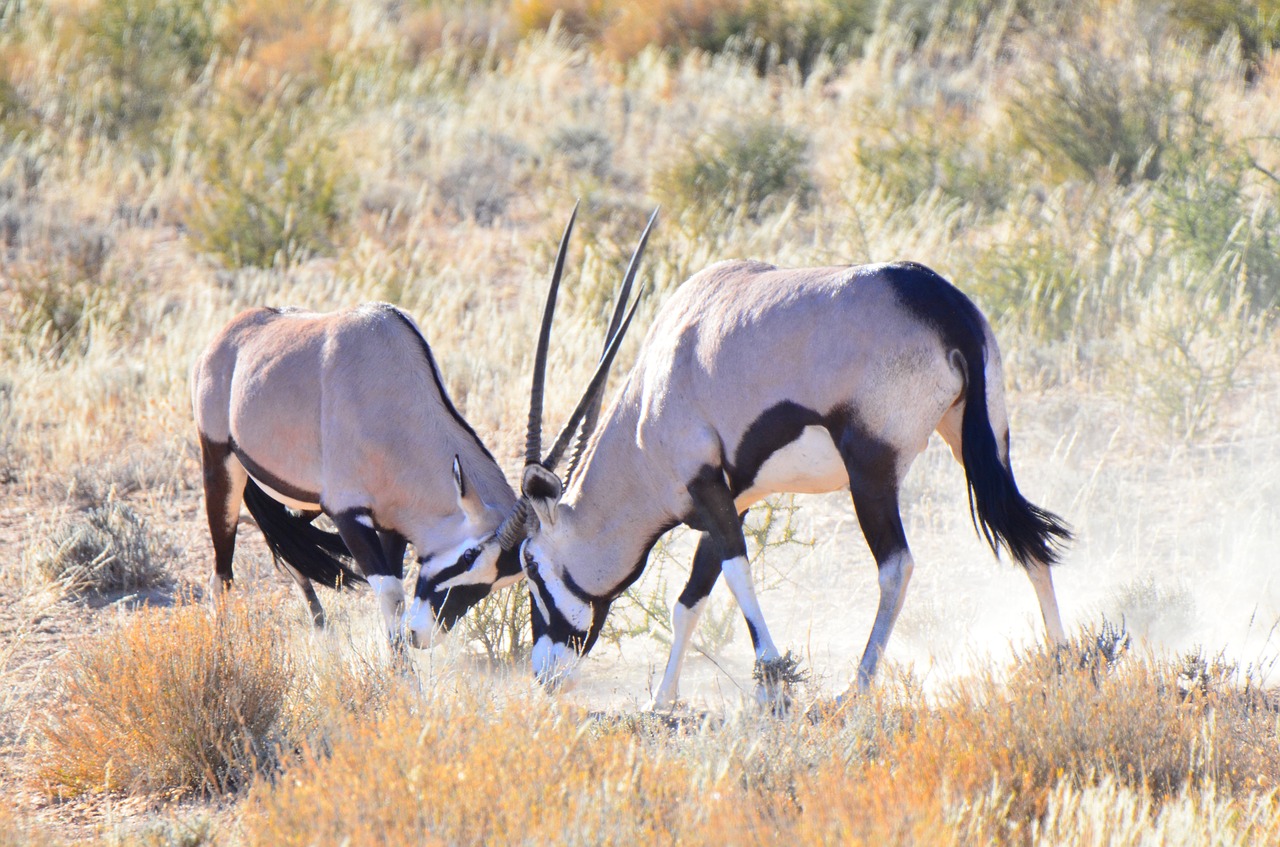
[567,376,1280,710]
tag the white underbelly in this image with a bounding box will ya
[249,474,322,512]
[734,425,849,510]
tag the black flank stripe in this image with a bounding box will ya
[229,438,321,504]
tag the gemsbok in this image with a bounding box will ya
[510,259,1072,707]
[192,207,656,647]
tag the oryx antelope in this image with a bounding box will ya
[402,206,659,647]
[191,300,529,643]
[512,259,1072,707]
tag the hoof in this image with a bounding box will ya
[804,692,855,724]
[752,651,807,717]
[753,683,792,717]
[645,695,678,714]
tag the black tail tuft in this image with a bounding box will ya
[959,357,1072,568]
[241,479,366,589]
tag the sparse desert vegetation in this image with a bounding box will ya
[1,0,1279,842]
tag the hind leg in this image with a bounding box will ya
[938,402,1067,645]
[199,435,248,602]
[835,425,913,693]
[1026,559,1066,643]
[279,563,326,627]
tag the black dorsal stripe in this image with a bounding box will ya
[385,305,499,467]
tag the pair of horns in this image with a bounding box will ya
[495,203,658,550]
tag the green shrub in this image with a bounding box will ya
[1010,17,1214,185]
[435,132,533,226]
[970,217,1094,341]
[0,74,36,136]
[657,120,814,221]
[514,0,873,74]
[460,586,533,662]
[856,118,1022,214]
[2,228,127,360]
[1122,262,1264,439]
[705,0,876,76]
[0,379,15,486]
[605,497,810,661]
[1157,138,1280,311]
[1170,0,1280,71]
[76,0,218,140]
[548,124,614,179]
[1109,575,1197,642]
[193,109,347,268]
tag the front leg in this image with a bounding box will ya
[649,531,722,711]
[686,469,783,695]
[332,510,405,647]
[379,530,409,581]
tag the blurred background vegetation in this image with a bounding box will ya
[2,0,1275,448]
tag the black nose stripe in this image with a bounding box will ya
[525,566,590,646]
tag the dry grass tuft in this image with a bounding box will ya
[31,495,172,596]
[824,625,1280,835]
[35,598,292,798]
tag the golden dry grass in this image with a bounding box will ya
[232,628,1280,845]
[35,598,292,798]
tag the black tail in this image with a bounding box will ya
[958,351,1072,568]
[879,262,1071,567]
[241,478,366,589]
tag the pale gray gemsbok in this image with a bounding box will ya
[192,206,656,647]
[505,258,1071,707]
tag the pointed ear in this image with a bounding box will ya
[453,455,486,525]
[522,464,563,529]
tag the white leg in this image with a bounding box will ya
[649,597,708,711]
[854,549,914,690]
[367,574,406,644]
[208,570,227,600]
[1026,559,1066,643]
[721,555,780,663]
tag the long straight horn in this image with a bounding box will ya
[543,273,647,472]
[566,207,659,483]
[526,202,579,467]
[602,208,658,358]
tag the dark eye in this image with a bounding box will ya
[522,547,538,576]
[462,547,480,565]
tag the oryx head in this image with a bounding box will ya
[405,204,656,653]
[514,207,657,688]
[405,456,528,648]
